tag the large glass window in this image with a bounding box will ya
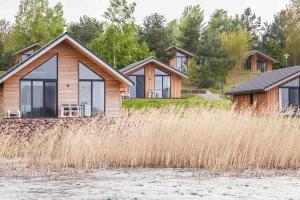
[79,62,105,116]
[279,78,300,110]
[176,52,188,73]
[128,68,145,98]
[23,55,57,79]
[154,68,171,98]
[20,55,57,118]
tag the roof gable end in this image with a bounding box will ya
[120,57,189,79]
[0,33,132,86]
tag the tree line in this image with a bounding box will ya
[0,0,299,89]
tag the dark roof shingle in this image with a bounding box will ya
[226,66,300,95]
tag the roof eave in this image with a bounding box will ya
[225,89,265,95]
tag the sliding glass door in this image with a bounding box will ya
[154,68,170,98]
[79,62,105,117]
[20,55,57,118]
[128,68,145,98]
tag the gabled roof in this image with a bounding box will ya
[13,43,40,55]
[0,33,132,86]
[226,66,300,95]
[120,57,189,79]
[165,46,194,57]
[245,50,278,63]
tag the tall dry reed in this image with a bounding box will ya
[0,107,299,171]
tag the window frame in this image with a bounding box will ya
[128,68,145,98]
[78,61,106,116]
[176,52,188,73]
[279,78,300,109]
[154,68,171,98]
[19,54,58,118]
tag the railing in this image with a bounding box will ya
[181,89,206,95]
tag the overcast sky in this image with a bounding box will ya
[0,0,290,24]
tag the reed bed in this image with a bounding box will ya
[0,107,300,171]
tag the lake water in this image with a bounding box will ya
[0,169,299,200]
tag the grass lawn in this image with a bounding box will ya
[0,71,5,76]
[123,94,232,109]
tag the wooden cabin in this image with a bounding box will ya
[0,33,132,118]
[14,43,41,64]
[165,46,194,73]
[120,58,188,98]
[226,66,300,114]
[244,50,278,73]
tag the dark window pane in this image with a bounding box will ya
[23,55,57,79]
[79,63,102,80]
[20,81,31,117]
[289,88,299,106]
[45,82,57,117]
[92,81,105,114]
[32,81,43,117]
[257,60,267,72]
[162,76,170,98]
[136,76,145,98]
[79,81,92,117]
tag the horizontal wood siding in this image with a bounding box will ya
[2,41,122,117]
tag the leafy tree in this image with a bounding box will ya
[140,13,173,63]
[207,9,242,34]
[178,5,204,53]
[194,31,234,91]
[0,19,12,70]
[6,0,65,53]
[88,0,152,68]
[68,15,104,45]
[240,7,262,48]
[220,30,250,68]
[88,25,152,69]
[285,0,300,66]
[104,0,136,28]
[167,19,179,45]
[261,10,287,69]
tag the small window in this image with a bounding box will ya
[23,55,57,80]
[257,60,267,72]
[176,52,188,72]
[79,62,103,80]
